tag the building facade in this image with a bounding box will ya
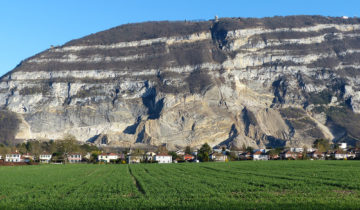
[154,154,172,163]
[39,154,52,163]
[5,153,22,162]
[98,153,119,163]
[68,154,82,163]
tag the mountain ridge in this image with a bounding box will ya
[1,15,360,149]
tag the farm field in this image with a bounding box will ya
[0,161,359,209]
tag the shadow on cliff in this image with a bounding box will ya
[217,124,239,147]
[141,84,164,120]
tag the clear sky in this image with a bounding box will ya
[1,0,359,76]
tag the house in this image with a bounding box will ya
[144,152,156,161]
[338,142,347,150]
[333,150,348,159]
[213,148,222,154]
[238,152,252,160]
[209,153,227,162]
[39,153,52,163]
[183,154,194,161]
[280,151,297,160]
[127,155,144,164]
[324,150,333,159]
[308,151,324,159]
[154,154,172,163]
[290,147,304,153]
[253,149,267,153]
[356,150,360,159]
[22,153,35,163]
[5,152,22,162]
[347,152,356,159]
[67,154,82,163]
[307,148,316,152]
[231,150,243,157]
[175,150,185,156]
[98,153,119,163]
[252,151,269,160]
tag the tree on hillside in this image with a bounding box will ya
[157,144,168,154]
[90,151,101,163]
[0,144,10,157]
[301,146,309,160]
[356,141,360,149]
[17,143,28,154]
[313,139,330,152]
[185,146,192,155]
[245,146,254,153]
[198,143,212,162]
[42,140,57,154]
[168,151,178,161]
[268,149,279,159]
[56,134,80,163]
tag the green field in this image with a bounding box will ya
[0,161,359,209]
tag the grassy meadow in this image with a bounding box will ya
[0,161,359,209]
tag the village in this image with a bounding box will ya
[0,140,359,165]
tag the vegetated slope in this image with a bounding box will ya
[1,15,360,148]
[0,162,359,209]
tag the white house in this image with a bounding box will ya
[209,153,227,162]
[67,154,82,163]
[98,153,119,163]
[339,142,347,150]
[290,147,304,153]
[6,152,22,162]
[308,151,324,159]
[39,154,52,163]
[127,155,144,164]
[154,154,172,163]
[333,150,348,159]
[0,155,2,160]
[280,151,297,160]
[252,151,269,160]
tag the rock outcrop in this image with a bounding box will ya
[1,15,360,149]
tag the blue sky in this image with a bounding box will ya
[1,0,359,76]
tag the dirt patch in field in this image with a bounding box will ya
[333,190,355,195]
[0,162,39,166]
[122,193,137,198]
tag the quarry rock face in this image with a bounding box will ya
[1,16,360,149]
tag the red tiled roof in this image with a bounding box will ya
[157,154,171,156]
[100,153,118,156]
[253,151,262,155]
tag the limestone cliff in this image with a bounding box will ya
[1,16,360,149]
